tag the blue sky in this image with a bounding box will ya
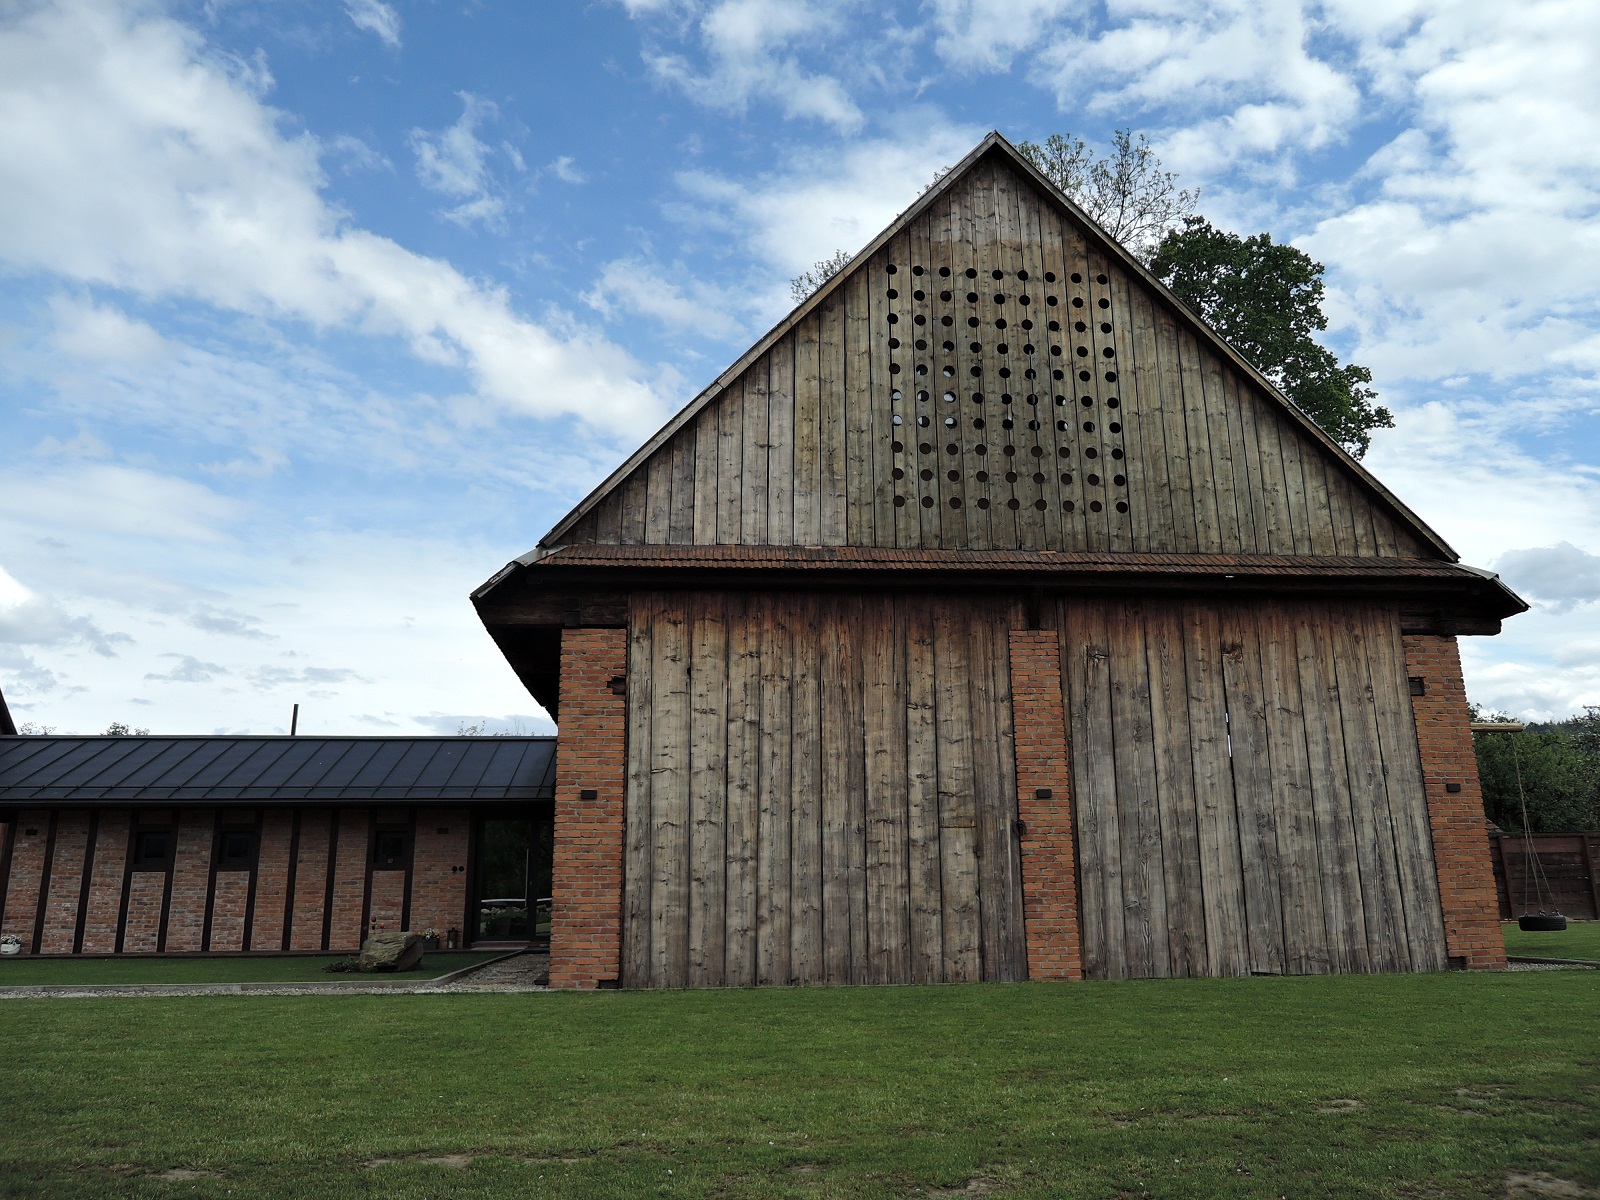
[2,0,1598,735]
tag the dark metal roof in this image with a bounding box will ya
[0,736,557,805]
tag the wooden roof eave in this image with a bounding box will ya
[530,131,1457,564]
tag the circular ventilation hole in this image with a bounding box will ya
[891,388,903,401]
[993,294,1007,304]
[943,391,957,404]
[970,365,982,376]
[940,290,953,302]
[969,341,982,353]
[894,495,906,507]
[947,469,961,482]
[998,367,1012,379]
[1018,295,1030,306]
[917,415,930,427]
[973,417,986,429]
[1083,420,1096,433]
[892,440,903,453]
[1017,269,1030,281]
[975,443,988,455]
[1096,273,1108,284]
[997,343,1009,355]
[976,469,989,482]
[914,314,926,326]
[1053,369,1065,380]
[1035,499,1048,511]
[971,391,984,403]
[1058,446,1071,459]
[916,390,929,402]
[913,265,925,276]
[887,313,899,324]
[919,442,933,454]
[1104,371,1118,382]
[965,267,977,278]
[942,365,956,377]
[916,363,928,375]
[915,338,928,351]
[941,315,954,327]
[1070,272,1082,283]
[1047,295,1058,306]
[1055,395,1067,406]
[943,340,956,352]
[1087,473,1101,485]
[946,442,961,455]
[1100,322,1112,334]
[892,414,903,426]
[944,416,956,427]
[950,497,963,508]
[1106,397,1120,408]
[1023,343,1036,355]
[1045,271,1057,282]
[914,290,926,302]
[1102,346,1116,358]
[1028,419,1040,430]
[922,496,935,508]
[1003,444,1017,456]
[892,466,905,480]
[939,266,951,277]
[1074,321,1087,333]
[1098,297,1110,309]
[1000,393,1012,405]
[1114,474,1126,486]
[1033,471,1045,484]
[1048,320,1061,332]
[1060,472,1073,485]
[1085,447,1098,459]
[1007,498,1021,510]
[995,317,1009,330]
[968,317,980,328]
[920,468,934,481]
[1021,319,1034,331]
[1026,393,1039,406]
[887,264,898,275]
[1031,446,1044,457]
[1115,501,1129,513]
[1057,420,1069,432]
[1078,370,1091,382]
[891,363,902,374]
[887,288,899,300]
[966,291,978,304]
[1064,499,1076,512]
[977,497,991,509]
[1076,346,1089,358]
[1072,297,1084,308]
[992,269,1004,280]
[1090,500,1103,512]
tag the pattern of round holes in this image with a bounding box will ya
[883,262,1131,523]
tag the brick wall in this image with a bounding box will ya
[39,811,92,954]
[367,868,406,936]
[1008,631,1085,981]
[289,810,333,950]
[548,626,629,989]
[81,811,131,953]
[410,807,468,942]
[251,810,295,951]
[209,872,251,951]
[123,871,166,953]
[1403,634,1506,970]
[1,811,50,950]
[328,809,369,951]
[165,810,215,952]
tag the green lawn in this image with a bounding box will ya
[1503,919,1600,961]
[0,951,502,986]
[1,971,1596,1198]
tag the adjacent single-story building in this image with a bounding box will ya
[0,735,553,955]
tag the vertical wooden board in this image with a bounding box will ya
[867,248,900,549]
[644,437,674,545]
[766,335,797,546]
[842,599,871,983]
[1290,432,1339,556]
[1181,603,1250,976]
[1144,600,1207,976]
[886,236,918,548]
[1014,189,1064,551]
[622,594,656,987]
[723,597,761,985]
[994,168,1046,552]
[793,315,823,546]
[1253,603,1330,975]
[973,606,1026,981]
[1218,605,1287,976]
[947,189,992,551]
[1199,346,1245,551]
[1370,510,1401,557]
[818,595,857,983]
[1036,204,1088,550]
[693,407,720,545]
[1064,232,1112,552]
[1175,329,1223,551]
[620,472,649,546]
[716,384,745,546]
[1248,391,1300,555]
[903,600,943,982]
[1061,600,1124,979]
[1106,599,1169,978]
[593,495,623,545]
[1291,603,1369,974]
[1226,373,1272,554]
[756,600,793,985]
[970,166,1021,549]
[1151,309,1199,552]
[1116,271,1162,552]
[899,225,940,548]
[741,366,771,545]
[1363,609,1448,969]
[933,601,980,982]
[688,599,729,987]
[1326,607,1411,972]
[818,299,849,545]
[844,266,875,546]
[1085,256,1134,550]
[862,597,910,983]
[667,430,696,545]
[1341,467,1379,556]
[788,595,825,983]
[649,595,692,988]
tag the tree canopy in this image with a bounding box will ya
[789,249,853,303]
[1473,706,1600,833]
[1149,218,1392,458]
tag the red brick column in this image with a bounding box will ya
[548,627,629,990]
[165,810,216,952]
[39,811,92,953]
[289,811,333,950]
[250,810,295,951]
[82,812,132,953]
[329,809,370,951]
[1403,634,1506,970]
[209,873,251,951]
[2,812,53,952]
[409,808,468,942]
[1009,630,1084,981]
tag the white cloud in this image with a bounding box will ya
[0,463,244,544]
[1494,543,1600,614]
[583,259,746,339]
[50,296,171,364]
[632,0,863,129]
[549,155,586,184]
[345,0,401,49]
[409,92,516,229]
[0,0,666,433]
[145,653,228,683]
[928,0,1083,71]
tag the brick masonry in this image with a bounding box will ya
[328,809,370,951]
[1403,634,1507,970]
[289,810,333,951]
[39,810,91,954]
[123,872,166,953]
[251,809,295,951]
[367,868,406,937]
[165,810,216,953]
[1,811,50,950]
[548,626,629,989]
[209,872,251,952]
[409,807,468,943]
[81,810,131,953]
[1008,630,1085,981]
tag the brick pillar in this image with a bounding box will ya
[548,627,629,990]
[1009,630,1084,981]
[1403,634,1506,970]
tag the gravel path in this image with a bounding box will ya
[0,951,551,999]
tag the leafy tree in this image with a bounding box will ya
[1150,218,1392,458]
[1472,706,1600,833]
[789,249,854,303]
[103,721,150,737]
[1017,130,1198,264]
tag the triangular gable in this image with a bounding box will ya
[542,133,1454,561]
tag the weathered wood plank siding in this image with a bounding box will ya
[1061,596,1448,980]
[564,159,1428,560]
[620,590,1027,987]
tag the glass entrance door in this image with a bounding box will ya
[474,808,552,944]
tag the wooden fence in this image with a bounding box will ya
[1489,831,1600,920]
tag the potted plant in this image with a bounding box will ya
[0,934,22,957]
[418,928,442,951]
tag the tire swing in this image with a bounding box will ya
[1507,730,1567,933]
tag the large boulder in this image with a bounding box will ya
[358,931,424,973]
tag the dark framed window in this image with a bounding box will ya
[373,828,407,870]
[132,829,173,870]
[218,828,255,869]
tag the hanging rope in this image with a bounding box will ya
[1511,734,1557,914]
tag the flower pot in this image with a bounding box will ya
[0,943,20,956]
[421,936,441,951]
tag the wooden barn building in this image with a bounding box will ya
[474,133,1525,989]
